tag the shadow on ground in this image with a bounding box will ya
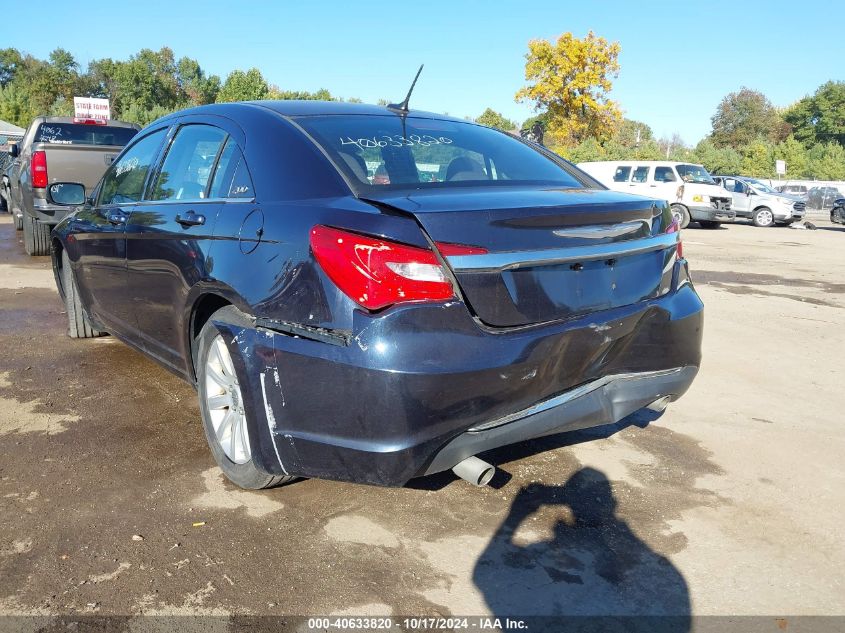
[474,467,690,631]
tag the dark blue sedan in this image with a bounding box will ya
[48,101,702,489]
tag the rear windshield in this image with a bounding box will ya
[294,115,586,192]
[34,123,137,147]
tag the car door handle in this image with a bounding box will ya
[106,210,127,225]
[175,210,205,227]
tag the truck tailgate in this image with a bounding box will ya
[34,143,122,192]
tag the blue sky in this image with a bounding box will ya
[5,0,842,143]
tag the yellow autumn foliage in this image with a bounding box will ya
[516,31,622,145]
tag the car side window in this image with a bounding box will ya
[654,166,676,182]
[149,125,227,201]
[209,138,255,199]
[98,128,167,206]
[613,166,631,182]
[631,166,649,183]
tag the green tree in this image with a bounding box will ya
[807,142,845,180]
[176,57,220,106]
[516,31,622,145]
[784,81,845,148]
[269,87,336,101]
[475,108,517,131]
[691,139,742,175]
[0,48,23,87]
[773,135,809,178]
[0,83,33,127]
[710,87,786,148]
[217,68,269,103]
[740,139,775,177]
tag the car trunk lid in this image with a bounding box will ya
[363,186,679,327]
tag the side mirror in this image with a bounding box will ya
[48,182,86,206]
[9,144,18,158]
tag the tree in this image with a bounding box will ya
[807,142,845,180]
[176,57,220,106]
[515,31,622,145]
[709,87,787,148]
[784,81,845,148]
[0,83,32,127]
[773,135,809,179]
[691,139,742,175]
[268,87,335,101]
[740,139,775,177]
[612,118,653,148]
[0,48,22,87]
[475,108,517,132]
[216,68,269,103]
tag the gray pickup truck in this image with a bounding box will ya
[7,116,139,255]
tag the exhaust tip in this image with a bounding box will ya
[647,395,672,413]
[452,456,496,487]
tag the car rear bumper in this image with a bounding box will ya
[213,261,704,487]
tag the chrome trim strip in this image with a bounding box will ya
[446,232,678,273]
[467,368,684,432]
[552,220,649,240]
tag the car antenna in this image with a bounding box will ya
[388,64,424,113]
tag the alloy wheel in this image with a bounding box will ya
[204,335,251,464]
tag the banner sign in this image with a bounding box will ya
[73,97,111,122]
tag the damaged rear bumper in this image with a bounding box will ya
[214,266,703,487]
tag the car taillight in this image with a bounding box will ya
[666,218,683,259]
[310,225,456,310]
[31,151,48,189]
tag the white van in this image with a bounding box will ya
[578,161,735,229]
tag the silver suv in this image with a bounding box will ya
[714,176,806,227]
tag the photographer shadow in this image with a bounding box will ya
[473,468,690,632]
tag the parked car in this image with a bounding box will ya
[578,160,735,229]
[6,116,139,254]
[831,198,845,225]
[712,176,806,227]
[49,101,702,489]
[806,186,843,210]
[776,184,809,201]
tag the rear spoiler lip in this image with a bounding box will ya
[446,231,679,273]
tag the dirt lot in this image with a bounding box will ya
[0,213,843,626]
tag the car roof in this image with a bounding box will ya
[154,100,469,124]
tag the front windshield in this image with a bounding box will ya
[676,164,715,184]
[294,114,588,192]
[747,179,776,194]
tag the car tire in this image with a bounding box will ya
[196,306,296,490]
[23,215,51,255]
[698,221,721,229]
[671,204,690,229]
[61,250,105,339]
[13,211,23,231]
[831,207,844,225]
[751,207,774,228]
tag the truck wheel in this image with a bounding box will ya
[752,207,774,227]
[671,204,690,229]
[23,216,52,255]
[13,212,23,231]
[62,250,105,339]
[698,221,721,229]
[196,306,297,490]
